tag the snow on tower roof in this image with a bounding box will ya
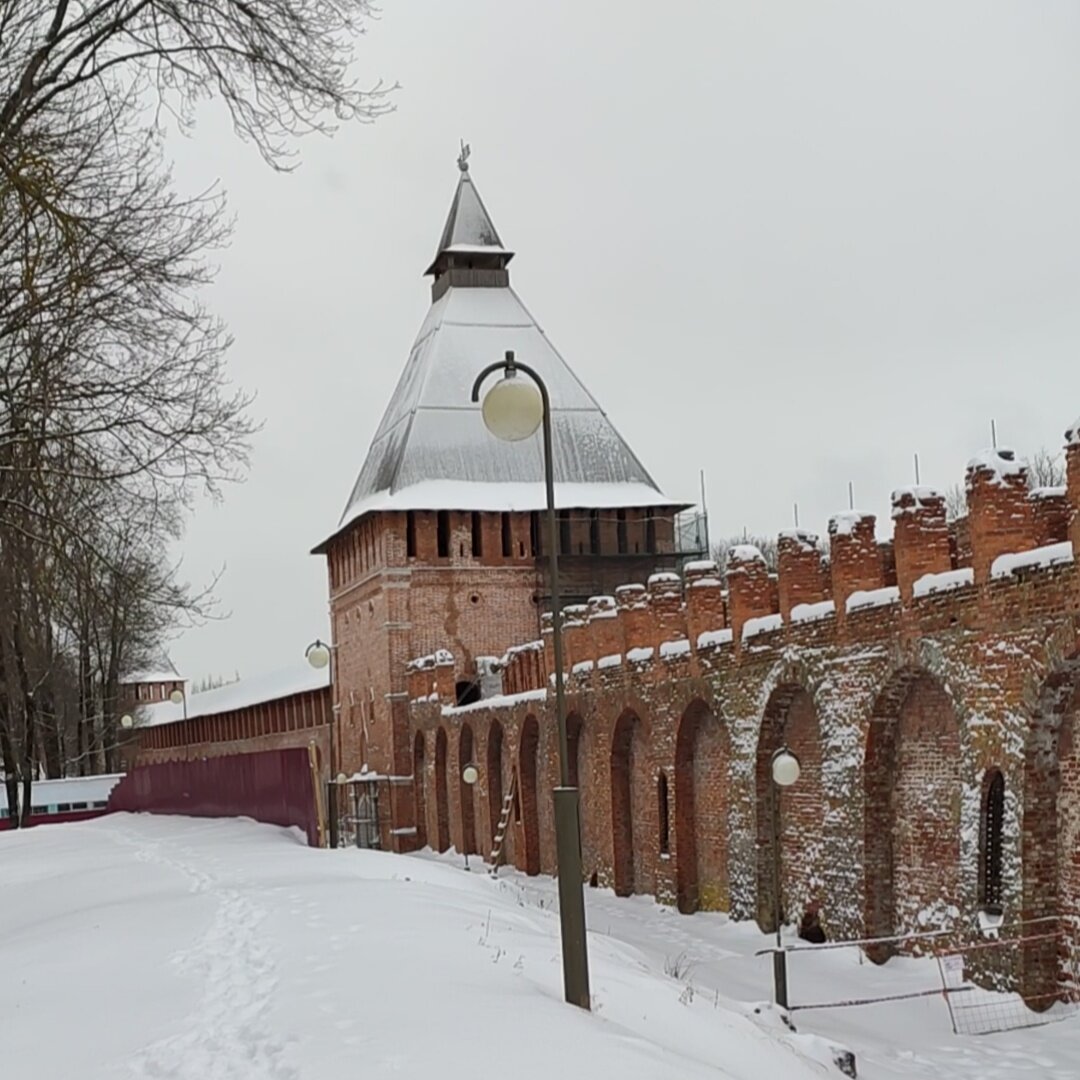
[316,155,678,548]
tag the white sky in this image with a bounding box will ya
[166,1,1080,684]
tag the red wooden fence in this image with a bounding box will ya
[107,747,320,846]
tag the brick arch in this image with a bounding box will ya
[486,719,505,853]
[519,715,541,875]
[1021,656,1080,1005]
[675,697,727,914]
[863,668,961,961]
[412,730,427,849]
[458,722,477,856]
[611,708,649,897]
[755,683,823,933]
[434,726,450,853]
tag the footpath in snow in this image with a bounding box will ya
[3,815,1078,1079]
[2,815,839,1080]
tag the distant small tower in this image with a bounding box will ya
[313,152,688,814]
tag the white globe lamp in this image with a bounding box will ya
[169,688,184,706]
[481,372,543,442]
[120,714,134,730]
[306,641,331,670]
[771,747,801,787]
[462,764,479,786]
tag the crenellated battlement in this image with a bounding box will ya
[404,419,1080,1000]
[410,430,1080,705]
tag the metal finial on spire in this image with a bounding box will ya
[457,140,471,173]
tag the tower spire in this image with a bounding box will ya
[424,147,513,280]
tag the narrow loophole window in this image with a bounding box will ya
[501,512,512,557]
[980,769,1005,907]
[472,511,483,558]
[406,511,417,557]
[437,511,450,558]
[559,510,572,555]
[658,771,670,855]
[530,511,541,556]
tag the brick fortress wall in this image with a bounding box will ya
[407,433,1080,998]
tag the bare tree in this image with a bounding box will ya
[1027,448,1066,490]
[945,447,1066,523]
[0,0,392,167]
[0,0,392,816]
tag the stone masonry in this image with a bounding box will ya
[405,433,1080,1000]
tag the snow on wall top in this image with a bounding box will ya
[729,544,764,565]
[778,529,819,550]
[912,567,974,598]
[890,486,943,518]
[137,662,330,729]
[966,447,1027,483]
[683,559,719,574]
[829,511,873,536]
[991,541,1074,580]
[327,282,674,537]
[1031,486,1067,500]
[846,585,900,613]
[1067,418,1080,445]
[0,772,123,811]
[122,670,184,686]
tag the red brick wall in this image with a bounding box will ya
[891,677,961,938]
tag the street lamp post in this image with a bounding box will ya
[472,349,591,1011]
[306,639,339,849]
[770,746,801,1010]
[462,762,479,870]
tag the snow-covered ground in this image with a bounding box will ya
[2,815,1078,1079]
[474,860,1080,1080]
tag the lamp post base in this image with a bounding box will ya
[327,783,339,849]
[773,948,788,1010]
[553,786,591,1010]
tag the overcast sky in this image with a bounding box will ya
[166,1,1080,685]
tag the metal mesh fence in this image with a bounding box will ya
[764,917,1080,1037]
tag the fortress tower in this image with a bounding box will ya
[313,152,694,790]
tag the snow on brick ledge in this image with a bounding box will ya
[1030,486,1067,501]
[626,646,654,664]
[443,687,547,715]
[791,599,836,624]
[778,529,819,551]
[697,628,733,649]
[829,510,874,537]
[742,613,783,641]
[659,639,691,660]
[683,559,719,574]
[845,585,900,613]
[1067,417,1080,444]
[890,485,943,517]
[913,567,975,598]
[597,653,623,670]
[991,541,1075,580]
[729,544,764,565]
[966,447,1027,484]
[587,595,617,618]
